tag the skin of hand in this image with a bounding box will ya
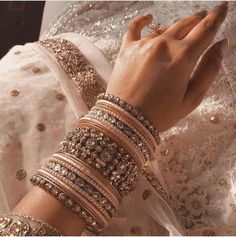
[106,2,229,132]
[11,3,229,236]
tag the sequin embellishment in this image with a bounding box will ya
[16,169,27,180]
[38,38,106,109]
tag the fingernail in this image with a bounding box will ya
[195,10,208,18]
[218,37,229,58]
[223,1,228,6]
[144,13,152,18]
[215,1,229,10]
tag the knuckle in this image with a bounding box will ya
[203,19,218,33]
[151,37,168,51]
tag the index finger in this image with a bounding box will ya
[184,2,228,59]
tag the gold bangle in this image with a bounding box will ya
[51,153,120,207]
[79,116,144,168]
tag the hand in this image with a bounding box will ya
[106,2,229,132]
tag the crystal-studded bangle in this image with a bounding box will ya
[50,153,120,208]
[88,105,153,161]
[44,158,117,217]
[96,93,161,145]
[31,172,104,234]
[58,127,139,195]
[93,99,157,153]
[0,213,63,236]
[79,115,144,167]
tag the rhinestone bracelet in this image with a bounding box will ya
[51,153,120,208]
[79,115,144,167]
[45,158,116,216]
[88,107,152,160]
[0,213,63,236]
[31,173,103,234]
[58,126,139,196]
[93,99,157,153]
[96,93,161,145]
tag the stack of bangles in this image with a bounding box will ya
[10,93,161,235]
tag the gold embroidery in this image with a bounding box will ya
[142,189,152,200]
[202,229,216,236]
[32,67,41,73]
[210,115,219,124]
[39,38,106,109]
[0,214,62,235]
[15,169,27,180]
[55,93,64,101]
[130,226,143,235]
[14,51,21,55]
[36,123,46,132]
[10,90,20,97]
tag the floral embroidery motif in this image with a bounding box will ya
[36,123,46,132]
[55,93,64,101]
[10,90,20,97]
[39,38,106,109]
[142,189,152,200]
[15,169,27,180]
[130,226,143,235]
[141,125,235,232]
[32,67,41,74]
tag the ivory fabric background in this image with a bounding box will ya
[0,1,235,236]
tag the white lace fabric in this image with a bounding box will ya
[41,1,236,236]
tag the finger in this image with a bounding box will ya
[185,2,228,58]
[123,14,153,43]
[164,10,208,40]
[183,38,229,110]
[147,26,168,39]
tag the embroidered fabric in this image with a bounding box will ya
[0,213,63,236]
[41,1,236,236]
[38,38,106,109]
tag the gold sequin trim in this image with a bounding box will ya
[38,38,106,109]
[142,189,152,200]
[210,115,219,124]
[32,67,41,74]
[10,90,20,97]
[130,226,143,235]
[0,213,63,235]
[36,123,46,132]
[56,93,64,101]
[16,169,27,180]
[14,51,21,55]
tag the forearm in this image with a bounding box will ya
[12,186,86,236]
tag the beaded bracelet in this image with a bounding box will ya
[31,172,103,234]
[0,213,63,236]
[96,93,161,145]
